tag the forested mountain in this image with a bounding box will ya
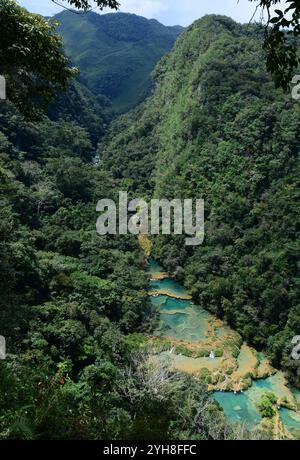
[0,70,239,443]
[100,15,300,388]
[0,5,242,440]
[55,11,183,113]
[1,2,299,440]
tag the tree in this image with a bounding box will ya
[258,392,277,418]
[51,0,119,11]
[0,0,77,117]
[250,0,300,89]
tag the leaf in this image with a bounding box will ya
[270,17,280,24]
[274,9,284,18]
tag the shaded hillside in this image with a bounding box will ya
[48,79,111,147]
[55,11,183,113]
[100,15,300,387]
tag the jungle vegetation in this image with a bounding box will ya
[0,1,252,440]
[100,15,300,388]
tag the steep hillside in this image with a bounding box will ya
[100,15,300,387]
[55,11,183,113]
[0,18,235,439]
[48,79,111,147]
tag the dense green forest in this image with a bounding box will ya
[0,3,252,440]
[1,0,300,440]
[56,11,183,113]
[0,72,238,442]
[100,15,300,389]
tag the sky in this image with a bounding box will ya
[18,0,279,27]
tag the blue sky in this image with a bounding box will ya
[18,0,277,26]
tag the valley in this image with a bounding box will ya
[0,1,299,441]
[56,11,183,113]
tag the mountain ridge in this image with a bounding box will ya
[55,11,184,113]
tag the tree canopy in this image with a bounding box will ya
[0,1,122,117]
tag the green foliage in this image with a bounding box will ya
[0,353,249,440]
[258,392,277,418]
[1,3,298,440]
[214,348,224,358]
[250,0,300,89]
[48,79,111,147]
[0,9,154,435]
[0,0,76,117]
[174,344,194,357]
[56,11,183,112]
[56,0,119,11]
[101,15,300,388]
[198,368,213,384]
[0,86,252,439]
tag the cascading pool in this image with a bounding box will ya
[147,258,300,438]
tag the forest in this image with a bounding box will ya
[0,0,299,441]
[101,15,300,389]
[0,0,248,440]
